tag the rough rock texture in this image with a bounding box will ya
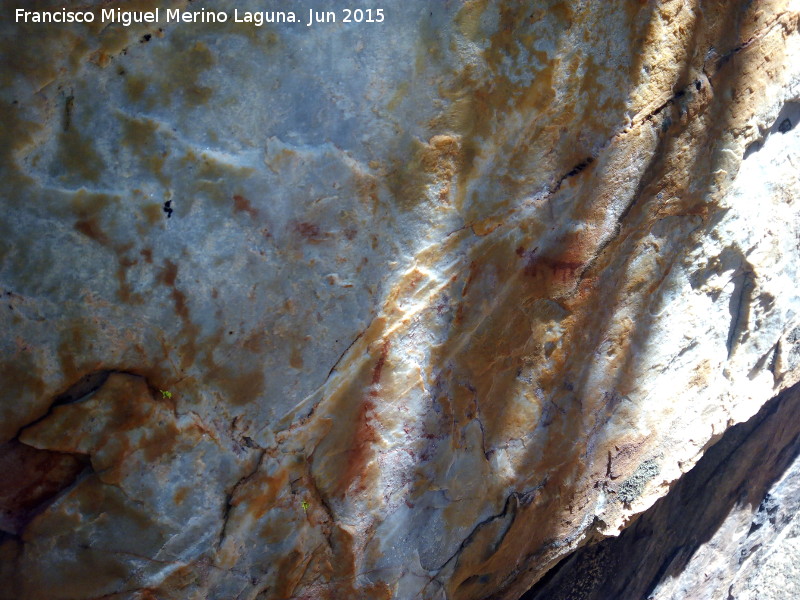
[521,380,800,600]
[2,1,800,599]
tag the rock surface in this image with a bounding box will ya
[521,380,800,600]
[2,1,800,599]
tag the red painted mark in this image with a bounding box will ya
[232,194,259,218]
[462,261,479,297]
[294,221,324,241]
[338,341,389,497]
[119,256,137,269]
[548,259,583,283]
[158,259,178,287]
[520,247,582,284]
[338,397,379,496]
[74,219,110,246]
[371,340,390,387]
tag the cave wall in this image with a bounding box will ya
[2,1,800,599]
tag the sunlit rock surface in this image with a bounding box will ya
[2,1,800,599]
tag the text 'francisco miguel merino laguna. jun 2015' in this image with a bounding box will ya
[14,7,387,27]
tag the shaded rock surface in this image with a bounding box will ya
[521,380,800,600]
[2,0,800,599]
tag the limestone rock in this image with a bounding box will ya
[521,381,800,600]
[2,1,800,599]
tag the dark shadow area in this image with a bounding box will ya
[520,380,800,600]
[0,440,91,536]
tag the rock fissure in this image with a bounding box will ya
[214,449,267,553]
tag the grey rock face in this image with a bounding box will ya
[2,1,800,599]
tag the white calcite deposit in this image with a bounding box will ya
[2,1,800,599]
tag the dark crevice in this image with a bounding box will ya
[326,330,365,380]
[51,370,112,406]
[433,481,548,579]
[434,492,521,573]
[709,11,796,75]
[11,369,155,440]
[550,157,595,193]
[215,450,266,552]
[62,91,74,132]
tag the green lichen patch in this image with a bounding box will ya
[617,457,660,504]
